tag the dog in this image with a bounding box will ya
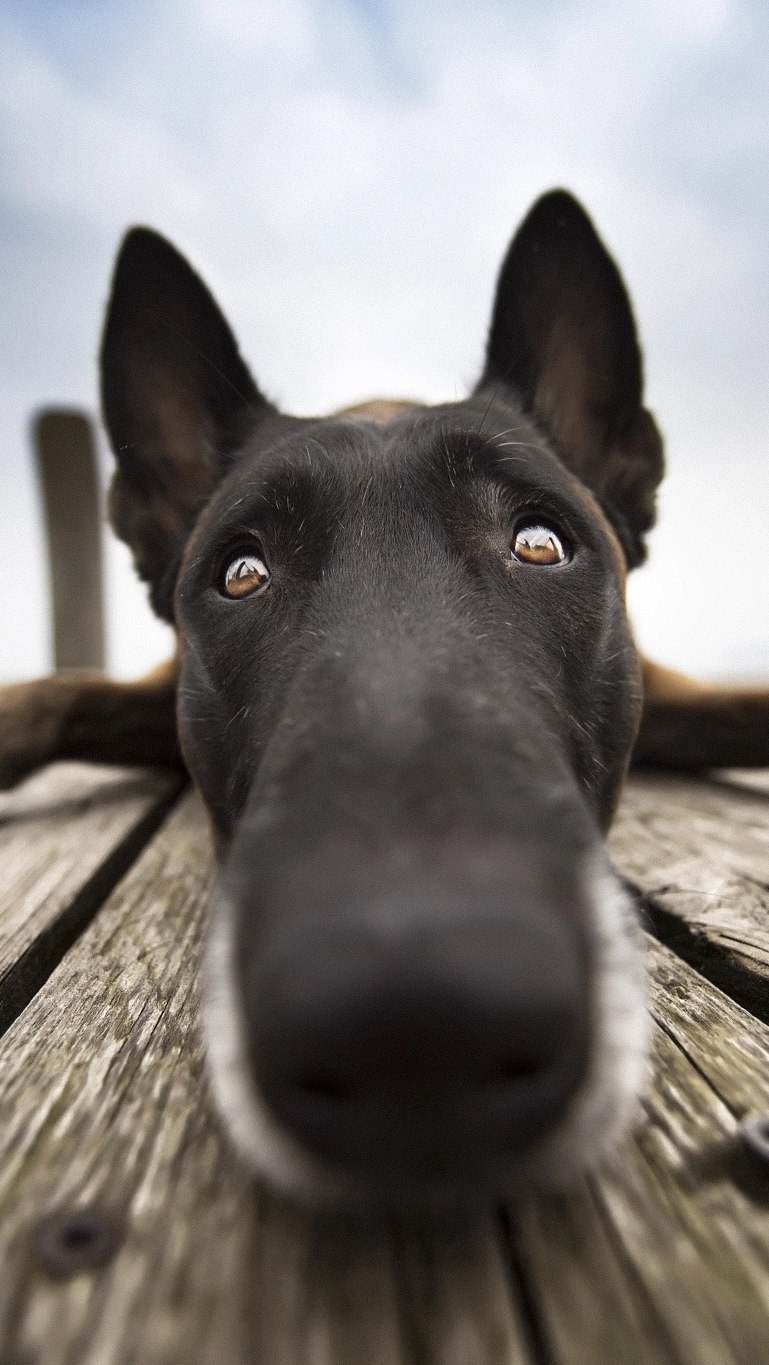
[2,190,768,1204]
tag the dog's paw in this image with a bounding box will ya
[0,680,63,789]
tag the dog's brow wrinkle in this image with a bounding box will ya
[529,679,560,707]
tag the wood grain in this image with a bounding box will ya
[0,792,533,1365]
[0,762,181,1034]
[610,770,769,977]
[514,933,769,1365]
[3,768,769,1363]
[392,1212,531,1365]
[515,770,769,1363]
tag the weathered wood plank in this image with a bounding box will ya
[0,792,533,1365]
[611,771,769,978]
[0,793,255,1365]
[0,761,182,1034]
[302,1214,403,1364]
[514,936,769,1365]
[5,767,769,1363]
[392,1212,531,1365]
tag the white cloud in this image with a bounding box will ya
[0,33,202,228]
[0,0,767,681]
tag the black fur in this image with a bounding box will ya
[99,190,661,1194]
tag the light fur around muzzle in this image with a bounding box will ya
[202,852,649,1206]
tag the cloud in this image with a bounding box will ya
[0,0,767,679]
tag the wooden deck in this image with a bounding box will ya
[1,763,768,1364]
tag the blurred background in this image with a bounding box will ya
[0,0,767,683]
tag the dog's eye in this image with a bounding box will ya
[511,521,569,566]
[222,551,271,599]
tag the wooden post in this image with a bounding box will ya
[32,409,106,672]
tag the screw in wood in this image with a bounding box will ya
[34,1208,121,1279]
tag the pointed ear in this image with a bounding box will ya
[101,228,273,619]
[478,190,664,567]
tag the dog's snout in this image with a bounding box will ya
[246,907,590,1179]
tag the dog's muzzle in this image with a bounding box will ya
[203,849,649,1204]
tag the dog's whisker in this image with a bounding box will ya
[474,387,499,441]
[489,423,530,441]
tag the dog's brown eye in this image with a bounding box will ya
[512,521,568,566]
[222,552,271,599]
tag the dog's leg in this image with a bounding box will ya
[0,656,183,790]
[634,658,769,770]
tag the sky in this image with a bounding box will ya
[0,0,767,681]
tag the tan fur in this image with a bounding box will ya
[635,656,769,770]
[0,656,181,790]
[640,658,711,702]
[335,398,421,423]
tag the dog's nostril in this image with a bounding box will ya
[501,1055,548,1082]
[250,910,589,1171]
[299,1073,353,1102]
[297,1054,551,1104]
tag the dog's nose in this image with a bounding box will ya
[247,907,589,1179]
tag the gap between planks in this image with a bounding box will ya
[0,791,533,1365]
[510,931,769,1365]
[1,771,768,1362]
[610,769,769,983]
[0,762,184,1038]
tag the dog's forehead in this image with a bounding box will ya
[227,394,556,494]
[194,392,627,591]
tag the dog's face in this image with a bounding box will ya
[101,191,664,1202]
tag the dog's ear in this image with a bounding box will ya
[478,190,664,567]
[101,228,273,619]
